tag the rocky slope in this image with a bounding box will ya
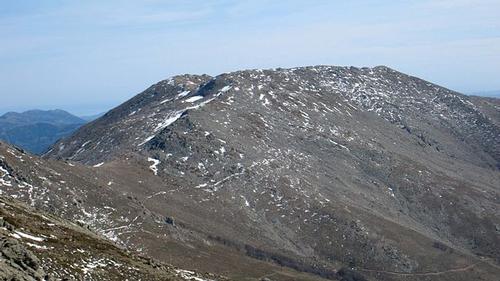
[0,189,221,280]
[0,141,321,281]
[2,66,500,280]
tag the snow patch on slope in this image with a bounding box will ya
[154,111,184,132]
[184,96,203,103]
[148,158,160,175]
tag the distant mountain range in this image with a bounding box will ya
[470,90,500,98]
[80,112,105,122]
[0,109,101,154]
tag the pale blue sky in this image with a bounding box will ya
[1,0,499,115]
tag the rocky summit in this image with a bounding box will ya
[1,66,499,280]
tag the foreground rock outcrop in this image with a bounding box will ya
[0,193,222,280]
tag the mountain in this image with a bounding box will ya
[470,90,500,98]
[2,65,500,280]
[79,112,105,122]
[0,109,87,154]
[0,109,84,125]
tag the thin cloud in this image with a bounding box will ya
[1,1,499,111]
[423,0,499,8]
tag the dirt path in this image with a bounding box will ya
[357,262,480,277]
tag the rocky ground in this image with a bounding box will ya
[0,192,223,280]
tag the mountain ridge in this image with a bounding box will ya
[0,109,85,125]
[45,65,500,168]
[0,109,87,154]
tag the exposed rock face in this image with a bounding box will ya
[0,236,47,281]
[1,66,499,280]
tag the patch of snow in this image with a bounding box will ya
[155,110,184,132]
[148,158,160,175]
[26,242,51,250]
[0,166,9,176]
[138,135,155,146]
[93,162,104,168]
[9,233,21,239]
[219,86,232,92]
[81,141,91,148]
[195,183,208,189]
[175,269,214,281]
[186,97,216,110]
[240,195,250,207]
[388,187,395,197]
[13,231,45,242]
[82,258,109,275]
[177,90,190,98]
[160,98,173,104]
[0,177,12,187]
[146,191,167,199]
[184,96,203,103]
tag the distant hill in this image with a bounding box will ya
[0,109,87,154]
[470,90,500,98]
[79,112,105,122]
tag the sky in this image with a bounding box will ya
[1,0,499,115]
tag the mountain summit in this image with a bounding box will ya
[46,66,499,169]
[2,66,499,280]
